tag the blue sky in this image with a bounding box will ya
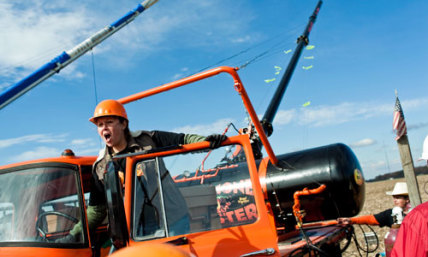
[0,0,427,180]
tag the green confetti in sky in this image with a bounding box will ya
[264,78,276,83]
[302,65,313,70]
[306,45,315,50]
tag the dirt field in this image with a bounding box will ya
[341,174,428,257]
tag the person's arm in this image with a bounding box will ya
[373,208,394,227]
[183,134,206,144]
[153,130,227,148]
[151,130,205,145]
[350,215,380,225]
[337,215,380,225]
[57,174,108,243]
[184,133,227,148]
[69,204,107,236]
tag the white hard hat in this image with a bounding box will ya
[419,135,428,161]
[386,182,408,196]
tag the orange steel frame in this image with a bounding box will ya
[118,66,278,166]
[117,66,282,255]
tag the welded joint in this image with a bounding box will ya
[297,35,309,45]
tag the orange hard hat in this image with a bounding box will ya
[110,243,191,257]
[89,99,128,124]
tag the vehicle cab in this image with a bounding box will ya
[104,132,354,256]
[0,152,111,257]
[105,135,280,256]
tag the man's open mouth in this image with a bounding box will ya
[104,133,111,141]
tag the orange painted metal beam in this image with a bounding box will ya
[118,66,278,165]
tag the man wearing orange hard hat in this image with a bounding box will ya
[58,99,227,243]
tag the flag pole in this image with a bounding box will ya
[393,91,421,206]
[397,135,421,206]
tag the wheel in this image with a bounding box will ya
[35,211,79,241]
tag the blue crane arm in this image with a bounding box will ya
[0,0,158,110]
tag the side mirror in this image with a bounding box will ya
[104,161,129,249]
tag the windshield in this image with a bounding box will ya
[0,164,84,243]
[132,144,258,240]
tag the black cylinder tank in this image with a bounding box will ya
[263,143,365,229]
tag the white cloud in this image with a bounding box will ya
[106,0,256,53]
[361,158,407,179]
[273,109,296,125]
[270,97,428,128]
[401,98,428,109]
[407,122,428,130]
[350,138,376,148]
[10,146,60,162]
[73,147,99,156]
[298,102,391,127]
[232,35,252,44]
[173,118,235,135]
[71,138,93,146]
[169,97,428,139]
[0,133,67,149]
[0,1,94,79]
[360,160,387,177]
[68,138,98,155]
[172,67,190,80]
[0,0,256,83]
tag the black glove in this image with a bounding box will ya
[205,134,227,149]
[55,233,76,243]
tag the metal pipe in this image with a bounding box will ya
[118,66,279,165]
[0,0,158,110]
[261,0,322,135]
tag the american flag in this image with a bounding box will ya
[393,95,407,140]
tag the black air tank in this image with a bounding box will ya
[263,143,365,229]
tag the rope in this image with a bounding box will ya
[90,49,102,147]
[191,23,305,75]
[91,50,99,105]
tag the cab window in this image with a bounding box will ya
[132,144,258,240]
[0,165,85,244]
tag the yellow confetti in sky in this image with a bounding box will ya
[264,78,276,83]
[306,45,315,50]
[304,56,314,59]
[274,66,282,70]
[302,65,313,70]
[284,49,292,54]
[302,101,311,107]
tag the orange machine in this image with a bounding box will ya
[0,1,365,256]
[0,66,363,257]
